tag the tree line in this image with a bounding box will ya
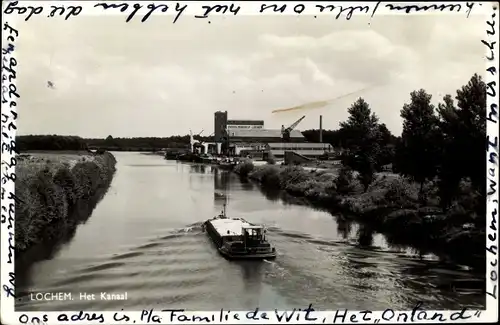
[15,135,212,152]
[87,135,192,151]
[302,121,398,168]
[17,72,487,210]
[16,135,89,151]
[304,73,486,212]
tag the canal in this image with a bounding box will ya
[17,152,485,311]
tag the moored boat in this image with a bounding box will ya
[217,158,236,170]
[200,154,217,164]
[203,205,277,260]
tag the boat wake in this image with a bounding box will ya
[16,224,219,311]
[16,222,485,311]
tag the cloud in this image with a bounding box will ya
[15,14,484,137]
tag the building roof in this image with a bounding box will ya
[268,142,332,149]
[228,129,304,139]
[232,142,268,147]
[270,150,327,156]
[227,119,264,126]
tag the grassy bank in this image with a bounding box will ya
[234,160,484,269]
[14,151,117,255]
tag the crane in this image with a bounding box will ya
[189,129,204,152]
[192,131,216,154]
[196,132,214,146]
[281,115,305,142]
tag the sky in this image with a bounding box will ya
[14,12,485,138]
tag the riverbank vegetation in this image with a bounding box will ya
[15,151,117,255]
[235,73,487,269]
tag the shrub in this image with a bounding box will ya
[382,176,418,208]
[260,167,281,187]
[250,164,343,202]
[72,163,95,199]
[15,152,117,253]
[383,209,422,229]
[15,164,68,249]
[303,179,332,201]
[279,166,309,190]
[249,165,281,188]
[316,172,337,184]
[444,180,483,227]
[335,166,356,195]
[234,159,254,177]
[53,164,77,205]
[286,178,314,195]
[341,195,379,214]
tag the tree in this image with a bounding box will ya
[104,135,114,146]
[398,89,440,201]
[301,128,351,148]
[335,165,356,195]
[340,98,381,192]
[437,74,487,210]
[377,123,397,169]
[378,123,393,144]
[452,74,486,191]
[436,94,462,209]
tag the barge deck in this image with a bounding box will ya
[203,206,276,260]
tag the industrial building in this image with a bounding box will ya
[228,129,306,143]
[205,111,332,159]
[227,119,264,130]
[268,142,332,158]
[214,111,306,143]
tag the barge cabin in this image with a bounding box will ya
[203,206,276,260]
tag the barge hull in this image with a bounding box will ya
[204,221,224,248]
[218,248,276,260]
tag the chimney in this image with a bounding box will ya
[319,115,323,143]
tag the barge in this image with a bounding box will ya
[203,206,277,260]
[216,158,237,170]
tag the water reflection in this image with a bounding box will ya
[16,182,114,288]
[214,169,231,191]
[356,225,374,248]
[214,191,227,202]
[239,178,255,191]
[213,168,231,208]
[336,217,353,239]
[336,246,426,309]
[258,186,281,202]
[241,175,468,268]
[343,248,377,281]
[189,163,206,174]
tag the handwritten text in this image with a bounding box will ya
[1,21,19,301]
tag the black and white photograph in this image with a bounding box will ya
[2,0,497,318]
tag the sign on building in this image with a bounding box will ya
[227,125,263,129]
[226,119,264,130]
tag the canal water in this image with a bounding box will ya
[16,152,485,311]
